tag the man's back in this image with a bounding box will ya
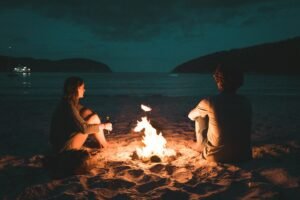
[202,92,252,162]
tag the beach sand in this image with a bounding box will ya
[0,95,299,199]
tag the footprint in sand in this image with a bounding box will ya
[105,161,125,168]
[149,164,165,173]
[91,168,109,176]
[165,165,176,175]
[137,178,169,193]
[111,193,132,200]
[137,174,152,183]
[158,188,190,200]
[127,169,144,178]
[172,168,193,184]
[183,182,224,195]
[112,165,131,176]
[87,177,135,189]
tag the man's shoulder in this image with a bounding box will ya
[197,96,213,107]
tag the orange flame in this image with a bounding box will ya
[134,105,175,159]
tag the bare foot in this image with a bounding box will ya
[101,142,110,148]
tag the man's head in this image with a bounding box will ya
[213,65,244,93]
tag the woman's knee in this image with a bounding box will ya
[65,133,88,150]
[87,114,101,124]
[80,108,94,119]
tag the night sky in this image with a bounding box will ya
[1,0,300,72]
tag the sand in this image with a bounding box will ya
[0,95,299,199]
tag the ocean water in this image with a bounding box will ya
[0,72,300,97]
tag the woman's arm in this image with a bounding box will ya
[69,103,99,134]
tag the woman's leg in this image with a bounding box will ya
[80,107,95,120]
[81,108,109,148]
[60,108,98,151]
[88,114,109,148]
[65,133,88,150]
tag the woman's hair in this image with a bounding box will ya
[213,64,244,92]
[63,76,84,103]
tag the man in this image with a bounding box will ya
[188,65,252,163]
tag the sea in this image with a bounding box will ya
[0,72,300,98]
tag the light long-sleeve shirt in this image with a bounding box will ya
[189,92,252,162]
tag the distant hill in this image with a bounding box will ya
[0,56,112,72]
[172,37,300,74]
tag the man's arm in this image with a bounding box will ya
[188,99,208,121]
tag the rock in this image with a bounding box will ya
[150,155,161,163]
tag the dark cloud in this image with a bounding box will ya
[1,0,299,41]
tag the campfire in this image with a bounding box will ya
[133,104,176,162]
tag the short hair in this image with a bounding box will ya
[213,65,244,92]
[63,76,84,102]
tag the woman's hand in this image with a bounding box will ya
[104,123,113,131]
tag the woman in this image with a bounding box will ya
[50,76,112,153]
